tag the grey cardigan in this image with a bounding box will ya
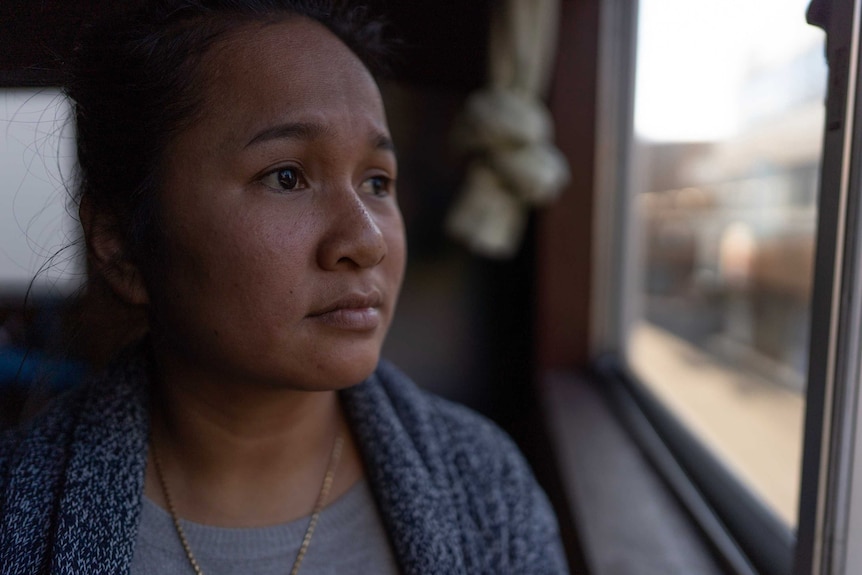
[0,351,568,574]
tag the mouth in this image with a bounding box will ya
[308,292,383,331]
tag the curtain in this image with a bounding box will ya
[446,0,569,258]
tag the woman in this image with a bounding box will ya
[0,1,568,573]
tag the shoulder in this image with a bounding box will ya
[0,384,89,572]
[0,348,150,497]
[344,361,568,574]
[0,351,151,573]
[0,380,102,526]
[354,360,526,470]
[0,384,86,475]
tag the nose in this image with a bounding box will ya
[317,187,387,270]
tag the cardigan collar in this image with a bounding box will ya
[2,352,466,575]
[344,368,467,574]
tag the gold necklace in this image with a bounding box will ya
[151,429,345,575]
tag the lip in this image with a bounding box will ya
[308,292,383,331]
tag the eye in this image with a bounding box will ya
[360,175,394,197]
[259,166,305,192]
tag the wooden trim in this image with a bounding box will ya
[535,0,601,370]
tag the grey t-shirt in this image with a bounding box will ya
[130,479,400,575]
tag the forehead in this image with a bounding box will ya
[188,17,387,146]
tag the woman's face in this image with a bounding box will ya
[145,17,405,391]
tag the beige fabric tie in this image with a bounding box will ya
[447,0,570,258]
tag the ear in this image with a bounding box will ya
[79,195,150,306]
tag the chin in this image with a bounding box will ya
[290,348,381,392]
[329,355,380,389]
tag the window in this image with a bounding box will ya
[624,0,824,529]
[587,0,862,572]
[0,89,80,297]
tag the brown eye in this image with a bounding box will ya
[276,168,299,189]
[260,166,304,192]
[360,175,393,197]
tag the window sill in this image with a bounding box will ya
[541,370,730,575]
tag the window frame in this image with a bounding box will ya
[794,1,862,574]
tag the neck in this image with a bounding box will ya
[145,351,363,527]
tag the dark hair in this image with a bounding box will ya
[65,0,390,276]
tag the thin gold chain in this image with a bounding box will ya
[151,429,345,575]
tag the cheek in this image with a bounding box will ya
[154,205,314,317]
[212,213,315,305]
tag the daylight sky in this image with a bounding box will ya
[635,0,825,141]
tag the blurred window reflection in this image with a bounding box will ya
[627,0,826,527]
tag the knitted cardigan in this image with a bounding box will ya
[0,352,568,574]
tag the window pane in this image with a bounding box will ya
[0,89,80,296]
[627,0,826,527]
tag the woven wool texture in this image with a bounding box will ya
[0,353,567,574]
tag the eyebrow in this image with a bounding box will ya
[244,121,397,155]
[244,122,324,148]
[372,133,396,154]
